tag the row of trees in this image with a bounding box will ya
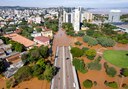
[44,18,58,32]
[6,45,56,88]
[83,35,116,47]
[70,47,96,60]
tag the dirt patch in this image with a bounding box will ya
[0,78,50,89]
[11,78,50,89]
[0,77,6,89]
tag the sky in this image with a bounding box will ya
[0,0,128,8]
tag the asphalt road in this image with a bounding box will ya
[52,46,76,89]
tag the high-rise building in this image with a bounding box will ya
[73,8,81,32]
[63,10,73,23]
[108,10,121,23]
[81,12,93,22]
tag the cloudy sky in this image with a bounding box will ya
[0,0,128,8]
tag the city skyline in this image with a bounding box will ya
[0,0,128,8]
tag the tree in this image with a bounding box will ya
[0,59,6,74]
[62,23,73,31]
[32,64,44,77]
[83,79,93,88]
[39,45,49,58]
[36,59,46,69]
[36,28,42,32]
[14,66,33,83]
[43,65,56,81]
[29,49,40,62]
[15,43,26,52]
[85,49,96,60]
[72,58,88,73]
[71,47,84,57]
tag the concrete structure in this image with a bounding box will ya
[41,28,53,38]
[35,16,42,24]
[31,31,42,37]
[109,10,121,22]
[3,60,24,78]
[74,7,81,32]
[34,36,50,46]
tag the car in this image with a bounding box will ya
[73,82,76,87]
[66,57,69,60]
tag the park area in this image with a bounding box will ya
[103,50,128,68]
[71,37,128,89]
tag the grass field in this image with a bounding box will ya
[103,50,128,68]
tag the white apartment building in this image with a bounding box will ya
[73,8,81,32]
[108,10,121,23]
[63,11,74,23]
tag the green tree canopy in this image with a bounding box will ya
[71,47,84,57]
[83,79,93,88]
[14,66,33,83]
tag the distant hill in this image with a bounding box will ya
[0,6,38,9]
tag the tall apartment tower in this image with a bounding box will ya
[74,7,81,32]
[109,10,121,22]
[63,10,73,23]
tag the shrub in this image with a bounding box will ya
[72,58,88,73]
[94,81,97,86]
[106,67,117,77]
[86,30,94,36]
[122,83,128,89]
[97,37,116,47]
[83,79,93,88]
[104,81,118,88]
[74,41,82,46]
[88,38,98,46]
[82,47,89,52]
[120,68,128,77]
[88,56,102,70]
[83,35,90,42]
[104,62,109,69]
[77,31,85,37]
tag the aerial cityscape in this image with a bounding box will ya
[0,0,128,89]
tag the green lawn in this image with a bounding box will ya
[103,50,128,68]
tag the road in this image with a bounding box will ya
[51,15,79,89]
[51,46,76,89]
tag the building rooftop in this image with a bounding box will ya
[110,10,121,13]
[34,36,50,43]
[4,33,35,48]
